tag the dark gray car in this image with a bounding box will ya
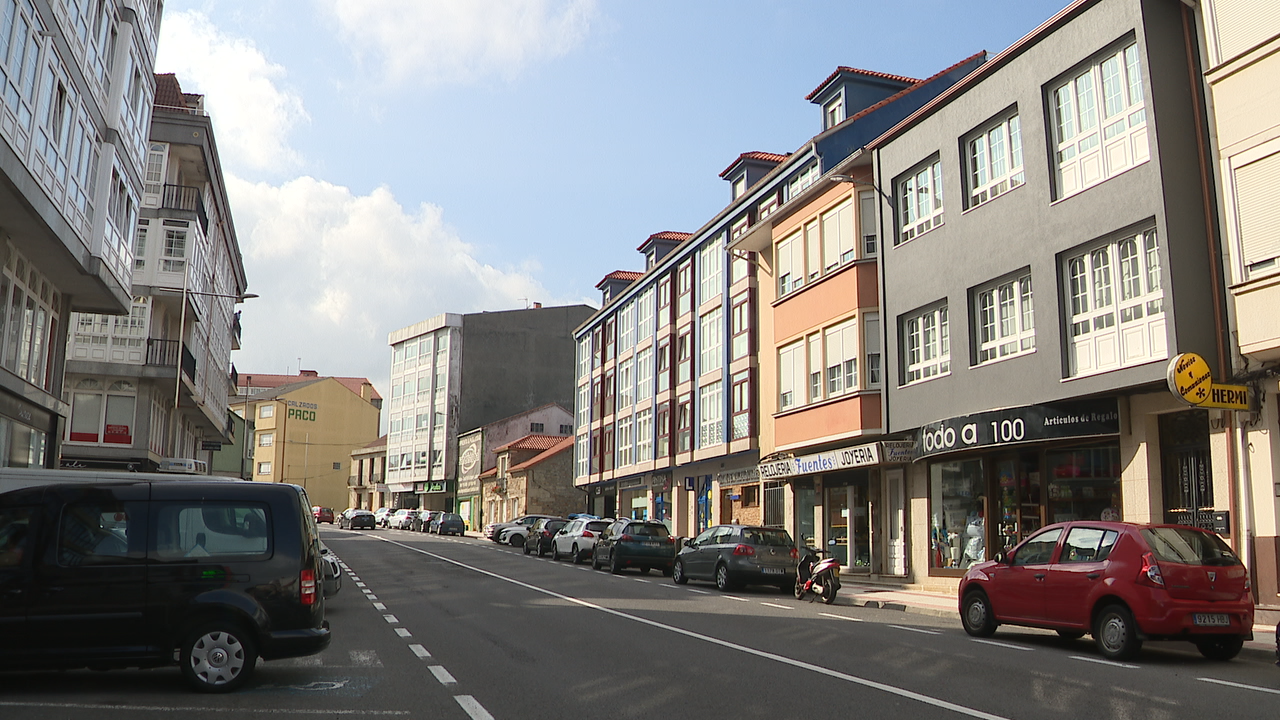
[673,524,797,592]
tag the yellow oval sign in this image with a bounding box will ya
[1167,352,1213,405]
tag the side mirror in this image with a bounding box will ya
[994,551,1008,564]
[683,539,694,548]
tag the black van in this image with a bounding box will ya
[0,472,330,692]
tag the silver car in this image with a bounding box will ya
[550,518,612,563]
[673,524,797,592]
[388,509,418,530]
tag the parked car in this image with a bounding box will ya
[591,518,676,575]
[673,524,797,592]
[523,517,568,556]
[551,518,612,563]
[959,521,1253,661]
[339,509,376,530]
[312,506,335,524]
[431,513,467,536]
[386,507,417,530]
[319,542,342,597]
[0,468,331,692]
[487,514,557,545]
[374,507,394,527]
[414,510,443,532]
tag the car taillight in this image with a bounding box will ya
[1137,551,1164,588]
[542,530,552,537]
[300,569,317,605]
[581,530,594,538]
[733,544,755,556]
[667,536,676,544]
[619,534,633,542]
[790,548,799,560]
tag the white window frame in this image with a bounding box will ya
[635,346,653,402]
[258,432,274,447]
[575,433,589,478]
[824,95,844,129]
[635,408,653,463]
[699,236,724,304]
[864,312,882,387]
[257,461,272,475]
[617,357,634,410]
[698,380,722,449]
[618,302,635,352]
[902,305,950,384]
[859,191,878,258]
[259,404,274,419]
[777,229,805,296]
[975,272,1035,364]
[1065,228,1165,377]
[616,415,633,468]
[1051,41,1148,200]
[899,159,944,243]
[788,162,820,200]
[967,114,1024,209]
[637,286,655,340]
[778,341,805,411]
[699,306,723,373]
[821,199,856,272]
[824,318,859,398]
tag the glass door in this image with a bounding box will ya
[826,484,848,566]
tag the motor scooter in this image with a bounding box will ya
[794,540,841,604]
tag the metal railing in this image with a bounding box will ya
[161,184,209,234]
[145,339,197,383]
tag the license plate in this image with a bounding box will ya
[761,568,785,575]
[643,541,661,547]
[1193,613,1230,627]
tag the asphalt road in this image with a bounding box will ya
[0,527,1277,719]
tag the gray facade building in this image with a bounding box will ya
[873,0,1232,590]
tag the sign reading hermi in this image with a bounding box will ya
[1166,352,1249,411]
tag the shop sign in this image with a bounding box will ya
[917,398,1120,459]
[421,480,447,494]
[880,441,917,464]
[717,467,759,487]
[619,478,645,490]
[1166,352,1250,411]
[650,472,671,491]
[758,442,881,480]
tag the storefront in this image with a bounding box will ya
[919,398,1122,577]
[0,388,54,468]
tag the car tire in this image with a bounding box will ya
[509,535,522,547]
[180,621,257,693]
[673,559,688,584]
[537,543,546,558]
[591,550,602,570]
[715,563,734,592]
[1056,629,1086,640]
[610,552,622,575]
[551,544,561,561]
[961,591,997,638]
[1196,637,1244,661]
[1094,604,1142,661]
[571,544,582,565]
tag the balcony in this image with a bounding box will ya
[161,184,209,235]
[348,475,362,488]
[146,339,197,382]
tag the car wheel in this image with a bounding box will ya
[610,552,622,575]
[571,544,582,565]
[550,544,561,561]
[509,535,523,547]
[715,563,733,592]
[180,622,257,693]
[536,543,546,558]
[591,550,602,570]
[1196,637,1244,661]
[961,591,997,638]
[672,559,688,584]
[1094,604,1142,661]
[1056,629,1086,640]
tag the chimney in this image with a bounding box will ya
[361,382,372,401]
[300,369,319,377]
[533,302,542,309]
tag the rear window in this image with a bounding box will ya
[586,521,610,533]
[444,514,462,521]
[741,528,793,547]
[546,520,567,531]
[628,523,670,538]
[1141,527,1240,566]
[152,502,272,561]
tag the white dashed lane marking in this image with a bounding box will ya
[1070,655,1138,669]
[429,665,457,686]
[455,695,496,720]
[1198,677,1280,695]
[759,602,792,610]
[372,602,387,610]
[970,638,1033,651]
[889,625,941,635]
[382,614,399,623]
[819,612,864,622]
[409,644,432,659]
[395,628,412,638]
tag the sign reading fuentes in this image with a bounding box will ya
[917,398,1120,459]
[759,442,881,480]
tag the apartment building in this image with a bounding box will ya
[874,0,1227,593]
[0,1,160,467]
[63,73,247,471]
[1195,0,1280,619]
[386,305,592,511]
[574,58,979,535]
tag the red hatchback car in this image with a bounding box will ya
[312,506,335,524]
[959,521,1252,661]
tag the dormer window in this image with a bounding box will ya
[824,95,845,129]
[732,176,746,200]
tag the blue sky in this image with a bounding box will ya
[157,0,1067,399]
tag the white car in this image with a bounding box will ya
[388,509,418,530]
[374,507,393,527]
[551,518,613,563]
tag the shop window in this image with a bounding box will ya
[1045,445,1121,523]
[929,459,986,571]
[67,378,135,445]
[741,485,759,508]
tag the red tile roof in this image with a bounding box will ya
[154,73,185,108]
[363,436,387,449]
[238,371,382,400]
[596,270,643,290]
[719,151,791,179]
[479,467,498,479]
[805,66,921,101]
[509,436,573,472]
[636,231,693,252]
[493,434,571,453]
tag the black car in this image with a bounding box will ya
[0,470,331,693]
[340,509,376,529]
[412,511,442,532]
[591,518,676,575]
[523,517,567,556]
[431,513,466,536]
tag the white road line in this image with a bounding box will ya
[454,695,496,720]
[889,625,941,635]
[819,612,865,622]
[1069,655,1138,669]
[0,703,409,715]
[970,638,1033,651]
[408,644,432,659]
[372,535,1012,720]
[395,628,412,638]
[723,595,749,602]
[428,665,457,686]
[759,602,793,610]
[365,594,378,601]
[633,578,650,583]
[372,602,387,610]
[382,614,399,623]
[1198,677,1280,695]
[355,582,367,588]
[686,588,710,594]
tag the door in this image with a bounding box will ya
[0,505,36,659]
[683,526,720,579]
[1160,410,1214,530]
[1045,526,1118,628]
[885,470,907,576]
[989,527,1062,623]
[826,485,849,565]
[28,485,150,659]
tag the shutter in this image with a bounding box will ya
[1234,150,1280,267]
[1213,1,1280,61]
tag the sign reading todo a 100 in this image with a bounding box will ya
[917,398,1120,458]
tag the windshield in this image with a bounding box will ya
[740,528,794,547]
[1141,527,1241,566]
[628,523,670,538]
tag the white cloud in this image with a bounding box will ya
[156,10,308,173]
[322,0,597,85]
[227,173,550,387]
